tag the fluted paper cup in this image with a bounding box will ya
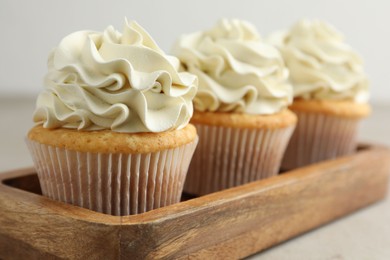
[282,112,360,170]
[184,125,295,196]
[26,138,198,216]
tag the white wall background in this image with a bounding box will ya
[1,0,389,103]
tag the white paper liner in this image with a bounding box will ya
[282,111,360,170]
[184,124,295,196]
[26,138,198,216]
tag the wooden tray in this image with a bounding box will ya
[1,144,390,259]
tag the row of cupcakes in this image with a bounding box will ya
[176,19,370,195]
[26,18,370,216]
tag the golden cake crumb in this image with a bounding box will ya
[190,109,297,129]
[28,124,197,154]
[289,99,371,119]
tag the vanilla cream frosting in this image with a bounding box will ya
[34,19,198,133]
[270,19,369,103]
[172,19,292,115]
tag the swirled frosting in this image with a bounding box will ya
[172,19,292,115]
[270,19,369,103]
[34,19,198,133]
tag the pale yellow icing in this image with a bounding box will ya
[34,19,198,133]
[172,19,292,115]
[270,19,369,103]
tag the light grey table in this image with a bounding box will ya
[1,97,389,260]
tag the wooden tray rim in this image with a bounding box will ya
[0,143,386,225]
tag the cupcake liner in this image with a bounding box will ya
[26,138,198,216]
[184,124,295,196]
[282,111,360,170]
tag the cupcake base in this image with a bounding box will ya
[26,125,198,216]
[281,112,360,170]
[281,99,370,170]
[184,110,297,196]
[26,138,198,216]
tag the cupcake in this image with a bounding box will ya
[172,19,297,196]
[26,19,198,216]
[270,19,370,170]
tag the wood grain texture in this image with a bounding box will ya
[0,144,389,259]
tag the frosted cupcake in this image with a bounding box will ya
[172,19,297,196]
[26,19,198,216]
[270,19,370,169]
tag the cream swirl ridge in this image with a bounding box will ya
[34,19,198,133]
[172,19,292,115]
[270,19,369,103]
